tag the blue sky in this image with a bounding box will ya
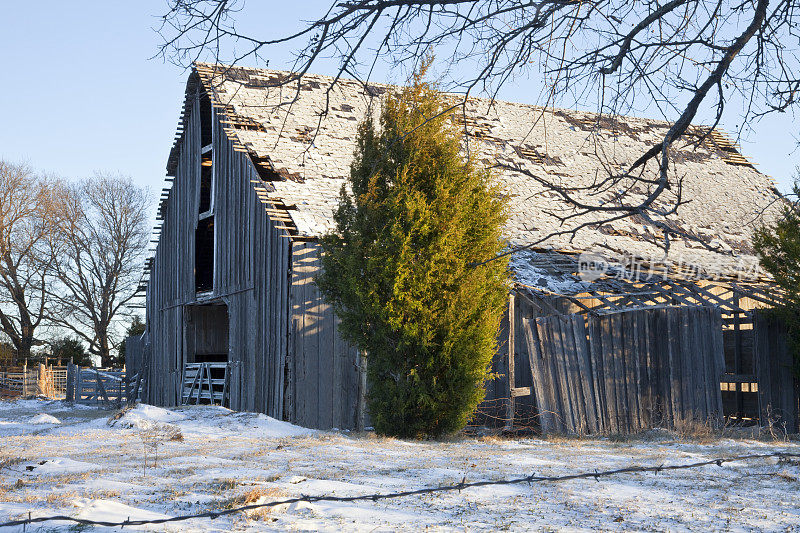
[2,0,797,218]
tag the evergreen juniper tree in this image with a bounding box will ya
[316,66,509,438]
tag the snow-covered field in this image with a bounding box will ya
[0,399,798,532]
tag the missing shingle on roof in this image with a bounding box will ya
[277,168,305,183]
[514,145,564,166]
[301,80,322,91]
[250,155,284,182]
[291,126,314,144]
[245,76,278,88]
[365,84,389,97]
[671,147,713,164]
[553,109,649,139]
[219,112,268,133]
[451,114,495,139]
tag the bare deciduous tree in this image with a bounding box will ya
[0,161,64,361]
[157,0,796,251]
[51,174,150,368]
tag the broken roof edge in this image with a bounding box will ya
[508,246,772,296]
[186,61,764,173]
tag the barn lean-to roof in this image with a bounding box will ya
[160,62,785,296]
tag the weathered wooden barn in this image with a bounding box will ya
[136,62,797,433]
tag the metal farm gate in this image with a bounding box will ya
[65,365,143,407]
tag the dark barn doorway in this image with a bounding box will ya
[181,303,230,405]
[185,303,229,363]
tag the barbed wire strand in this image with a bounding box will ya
[3,451,798,528]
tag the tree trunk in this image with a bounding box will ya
[15,336,33,365]
[98,330,113,368]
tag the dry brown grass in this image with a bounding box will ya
[672,417,719,443]
[106,405,136,426]
[87,489,121,500]
[212,478,240,493]
[8,486,121,506]
[215,486,288,521]
[0,455,27,470]
[475,434,506,444]
[43,490,79,505]
[42,471,94,484]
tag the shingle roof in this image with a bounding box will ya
[168,62,785,281]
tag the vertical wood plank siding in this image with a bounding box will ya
[754,310,799,433]
[479,292,541,423]
[288,242,361,429]
[144,81,789,435]
[521,306,726,434]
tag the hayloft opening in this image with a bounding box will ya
[200,90,213,148]
[195,216,214,293]
[200,152,213,213]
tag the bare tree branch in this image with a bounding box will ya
[0,161,64,361]
[156,0,799,252]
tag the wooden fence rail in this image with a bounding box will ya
[0,365,69,399]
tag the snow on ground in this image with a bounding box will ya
[0,399,798,532]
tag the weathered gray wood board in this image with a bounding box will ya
[181,362,228,405]
[68,365,138,406]
[288,242,361,429]
[754,310,799,433]
[124,335,144,376]
[523,306,726,434]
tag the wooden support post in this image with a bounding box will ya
[75,366,83,403]
[222,363,229,408]
[118,374,124,409]
[733,295,744,420]
[196,364,205,405]
[356,351,368,432]
[505,293,516,430]
[95,369,110,405]
[66,363,75,402]
[132,373,142,405]
[38,363,46,397]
